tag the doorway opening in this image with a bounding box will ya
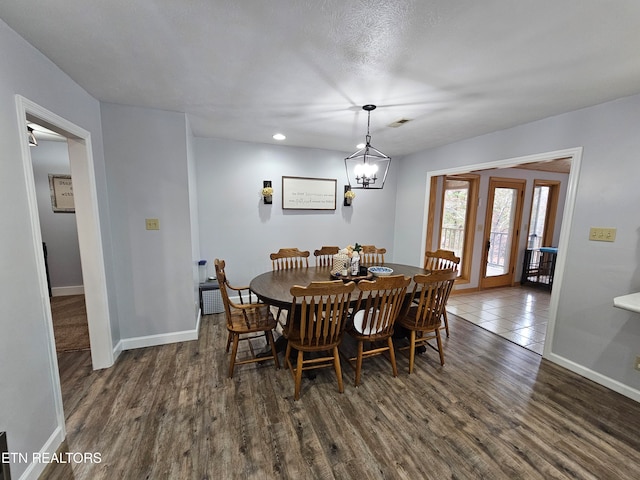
[423,149,581,357]
[28,122,91,353]
[16,95,115,439]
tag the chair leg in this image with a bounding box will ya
[354,340,364,386]
[267,330,280,369]
[435,330,445,366]
[228,333,239,378]
[285,342,292,371]
[408,330,416,374]
[225,331,232,352]
[387,336,398,377]
[443,311,450,337]
[294,349,304,401]
[333,346,344,394]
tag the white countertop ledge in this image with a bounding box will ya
[613,292,640,313]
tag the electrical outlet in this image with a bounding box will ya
[589,227,616,242]
[635,356,640,372]
[145,218,160,230]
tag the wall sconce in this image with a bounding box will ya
[261,180,273,204]
[344,185,356,206]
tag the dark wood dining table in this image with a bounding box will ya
[249,263,430,309]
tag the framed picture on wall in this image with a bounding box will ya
[48,174,75,213]
[282,176,336,210]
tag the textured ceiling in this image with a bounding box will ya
[2,1,640,156]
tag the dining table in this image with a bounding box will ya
[249,262,430,309]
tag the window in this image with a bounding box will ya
[437,174,479,282]
[527,180,560,249]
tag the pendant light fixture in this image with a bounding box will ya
[344,104,390,189]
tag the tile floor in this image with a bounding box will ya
[446,285,550,355]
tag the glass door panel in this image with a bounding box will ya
[481,178,525,289]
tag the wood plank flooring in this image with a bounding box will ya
[50,294,90,352]
[42,314,640,479]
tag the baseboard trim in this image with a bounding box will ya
[546,351,640,402]
[112,339,123,362]
[119,322,200,351]
[51,285,84,297]
[18,425,64,480]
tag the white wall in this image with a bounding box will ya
[195,137,399,286]
[394,94,640,395]
[31,140,84,291]
[0,19,116,480]
[101,103,198,340]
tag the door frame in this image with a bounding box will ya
[421,147,583,360]
[15,96,114,379]
[480,177,526,289]
[428,173,480,284]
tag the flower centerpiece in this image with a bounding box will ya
[331,243,363,275]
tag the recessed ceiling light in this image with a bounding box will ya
[273,133,286,141]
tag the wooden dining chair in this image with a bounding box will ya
[214,259,280,378]
[269,248,311,326]
[313,246,339,267]
[270,248,310,271]
[360,245,386,266]
[396,269,457,374]
[423,249,460,337]
[343,274,411,386]
[285,280,355,400]
[424,249,460,271]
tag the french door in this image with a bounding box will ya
[480,178,525,289]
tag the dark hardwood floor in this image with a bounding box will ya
[43,313,640,479]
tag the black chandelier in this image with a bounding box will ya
[344,104,390,189]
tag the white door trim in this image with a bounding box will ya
[15,95,114,376]
[421,146,583,362]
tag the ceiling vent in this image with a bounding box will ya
[388,118,411,128]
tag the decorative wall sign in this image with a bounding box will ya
[48,174,75,213]
[282,176,336,210]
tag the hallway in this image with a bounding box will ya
[446,286,550,355]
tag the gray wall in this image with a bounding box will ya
[394,94,640,392]
[0,18,116,480]
[31,140,84,290]
[101,102,198,339]
[194,137,399,286]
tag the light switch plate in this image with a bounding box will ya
[146,218,160,230]
[589,227,616,242]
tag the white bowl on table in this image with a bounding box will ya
[368,266,393,277]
